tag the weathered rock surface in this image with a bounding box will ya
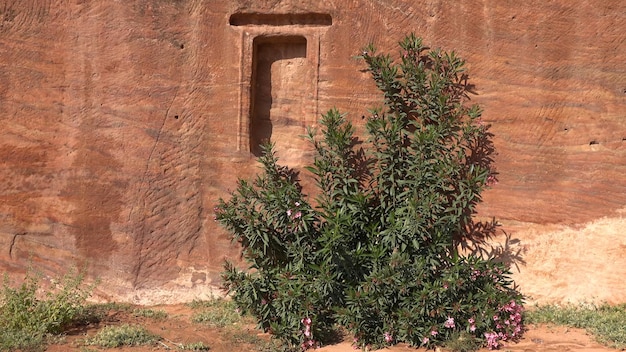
[0,0,624,304]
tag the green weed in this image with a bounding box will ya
[189,298,243,327]
[526,303,626,349]
[133,307,168,320]
[189,298,285,351]
[90,301,133,312]
[0,267,95,351]
[84,323,160,348]
[177,341,211,350]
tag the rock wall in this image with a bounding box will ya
[0,0,624,304]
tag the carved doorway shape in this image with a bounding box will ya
[250,36,307,157]
[231,13,331,163]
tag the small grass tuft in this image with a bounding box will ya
[133,307,168,320]
[79,348,99,352]
[188,298,284,351]
[178,341,211,350]
[189,298,243,327]
[91,301,134,312]
[526,302,626,349]
[84,324,161,348]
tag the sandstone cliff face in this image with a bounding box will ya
[0,0,624,304]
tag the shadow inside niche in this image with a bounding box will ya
[249,36,307,157]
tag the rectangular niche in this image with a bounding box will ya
[249,35,308,156]
[232,16,330,160]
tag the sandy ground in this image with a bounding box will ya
[43,304,618,352]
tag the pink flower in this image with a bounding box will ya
[301,317,311,326]
[470,324,476,332]
[430,329,438,336]
[383,332,393,343]
[295,201,300,207]
[287,209,292,217]
[468,318,475,324]
[294,211,302,219]
[484,332,500,350]
[444,317,455,329]
[486,174,498,186]
[301,340,316,350]
[352,337,359,349]
[421,337,429,345]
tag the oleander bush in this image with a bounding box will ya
[216,34,524,351]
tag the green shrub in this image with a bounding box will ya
[0,267,95,351]
[84,324,160,348]
[216,34,523,351]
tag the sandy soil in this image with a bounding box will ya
[43,304,618,352]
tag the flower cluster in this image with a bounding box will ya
[301,317,317,350]
[484,331,500,349]
[468,317,476,332]
[383,331,393,344]
[420,327,439,348]
[287,201,303,220]
[213,206,222,221]
[484,300,524,349]
[469,265,504,282]
[400,46,421,61]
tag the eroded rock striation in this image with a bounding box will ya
[0,0,624,304]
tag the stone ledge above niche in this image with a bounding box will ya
[229,13,332,27]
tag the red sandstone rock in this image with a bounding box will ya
[0,0,624,304]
